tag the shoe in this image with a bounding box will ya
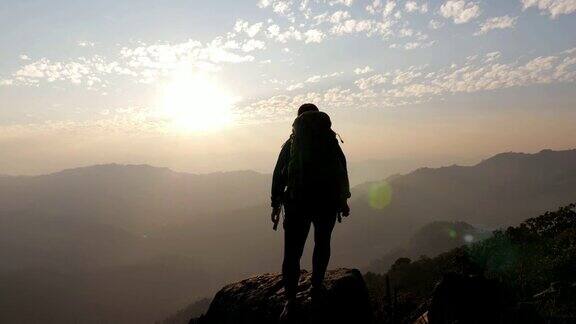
[279,299,296,322]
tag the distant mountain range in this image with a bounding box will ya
[0,164,270,233]
[335,149,576,266]
[0,148,574,323]
[365,221,492,274]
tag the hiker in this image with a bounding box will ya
[270,103,351,319]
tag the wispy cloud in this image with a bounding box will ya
[405,1,428,14]
[78,41,96,48]
[440,0,481,24]
[0,79,13,86]
[475,15,517,35]
[355,73,387,89]
[240,47,576,122]
[241,39,266,52]
[3,0,576,127]
[12,57,133,87]
[305,72,343,83]
[304,29,325,43]
[7,21,269,88]
[286,83,304,91]
[521,0,576,18]
[428,19,444,29]
[354,66,373,75]
[234,20,264,37]
[285,71,344,91]
[329,0,355,7]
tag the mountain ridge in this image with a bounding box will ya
[0,148,574,323]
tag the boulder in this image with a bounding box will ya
[192,268,372,324]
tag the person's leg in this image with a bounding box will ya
[311,210,337,288]
[282,204,311,301]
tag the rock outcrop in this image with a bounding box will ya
[191,268,372,324]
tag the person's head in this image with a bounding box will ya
[297,103,319,116]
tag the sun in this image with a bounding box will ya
[159,72,237,132]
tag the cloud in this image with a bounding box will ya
[286,82,304,91]
[10,32,263,88]
[238,86,380,122]
[0,79,13,86]
[258,0,424,45]
[272,0,293,15]
[304,29,325,43]
[78,41,96,48]
[429,19,444,29]
[118,39,256,83]
[329,0,355,6]
[267,25,303,42]
[405,1,428,13]
[330,10,351,23]
[283,71,344,92]
[387,48,576,98]
[366,0,382,14]
[267,24,281,37]
[238,47,576,122]
[383,1,397,16]
[234,20,263,37]
[311,10,351,25]
[330,19,362,34]
[475,15,517,35]
[19,54,31,61]
[354,66,373,74]
[12,56,131,87]
[399,28,414,37]
[247,23,264,37]
[392,69,422,84]
[330,19,391,37]
[299,0,311,12]
[305,72,343,83]
[266,22,327,44]
[258,0,271,8]
[485,51,501,62]
[274,71,346,94]
[241,39,266,52]
[390,40,435,50]
[355,74,387,89]
[440,0,481,24]
[521,0,576,18]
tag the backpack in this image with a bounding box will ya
[286,111,347,203]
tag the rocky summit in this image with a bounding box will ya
[191,268,373,324]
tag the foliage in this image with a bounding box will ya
[365,203,576,323]
[468,203,576,298]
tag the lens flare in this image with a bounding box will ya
[368,181,393,210]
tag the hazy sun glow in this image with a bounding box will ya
[159,72,237,132]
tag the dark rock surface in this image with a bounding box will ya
[533,281,576,323]
[425,273,543,324]
[192,268,372,324]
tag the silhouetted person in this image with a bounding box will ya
[271,103,351,320]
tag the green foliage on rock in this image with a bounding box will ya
[365,203,576,323]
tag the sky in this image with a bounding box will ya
[0,0,575,175]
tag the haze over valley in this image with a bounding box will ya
[1,148,575,322]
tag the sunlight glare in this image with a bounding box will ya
[160,72,237,132]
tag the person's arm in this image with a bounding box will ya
[336,142,351,200]
[271,138,291,209]
[336,142,351,218]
